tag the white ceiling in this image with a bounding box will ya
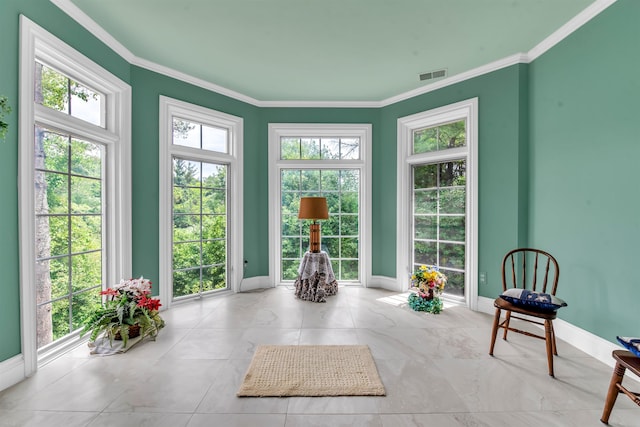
[62,0,601,103]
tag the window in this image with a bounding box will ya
[269,124,371,285]
[35,62,105,127]
[20,16,131,370]
[34,128,104,345]
[159,97,243,305]
[397,99,477,308]
[280,168,360,281]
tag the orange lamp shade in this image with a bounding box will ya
[298,197,329,220]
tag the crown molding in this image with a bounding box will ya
[257,99,382,108]
[51,0,617,108]
[528,0,618,62]
[380,53,528,107]
[133,56,261,106]
[49,0,136,63]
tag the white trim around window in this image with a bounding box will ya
[396,98,478,309]
[19,16,131,373]
[158,96,243,307]
[268,123,372,287]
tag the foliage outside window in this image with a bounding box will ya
[413,160,466,297]
[270,124,369,288]
[33,62,107,348]
[399,98,476,305]
[172,157,228,298]
[0,95,11,141]
[281,168,360,281]
[413,118,467,297]
[159,97,241,306]
[35,62,104,127]
[173,117,228,153]
[413,120,465,154]
[281,137,360,160]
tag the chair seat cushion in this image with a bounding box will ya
[617,336,640,358]
[499,288,567,311]
[493,297,558,319]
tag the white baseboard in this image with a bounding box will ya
[476,296,627,372]
[368,275,401,291]
[476,295,496,314]
[0,354,25,392]
[238,276,272,292]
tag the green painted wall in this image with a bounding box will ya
[129,67,261,281]
[380,65,530,290]
[0,0,633,367]
[257,108,381,277]
[0,0,131,362]
[528,0,640,341]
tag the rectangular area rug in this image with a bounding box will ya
[237,345,386,397]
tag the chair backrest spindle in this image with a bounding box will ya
[532,252,539,291]
[542,258,551,293]
[501,248,559,295]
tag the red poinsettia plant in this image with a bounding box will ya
[82,277,165,348]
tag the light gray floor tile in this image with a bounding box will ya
[0,286,635,427]
[285,414,382,427]
[0,410,98,427]
[87,412,191,427]
[188,413,286,427]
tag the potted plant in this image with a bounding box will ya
[81,277,165,348]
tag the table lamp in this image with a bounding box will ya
[298,196,329,253]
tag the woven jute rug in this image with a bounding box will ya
[237,345,385,397]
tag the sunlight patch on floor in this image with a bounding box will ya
[376,292,412,307]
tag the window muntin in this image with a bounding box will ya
[160,97,242,307]
[413,119,466,154]
[35,62,104,127]
[172,117,229,154]
[171,158,228,298]
[34,126,104,346]
[281,137,360,160]
[270,123,369,288]
[21,16,131,372]
[413,160,466,297]
[280,168,360,281]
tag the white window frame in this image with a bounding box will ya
[19,16,132,372]
[159,96,243,307]
[268,123,372,286]
[397,98,478,310]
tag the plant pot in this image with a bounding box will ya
[114,324,141,340]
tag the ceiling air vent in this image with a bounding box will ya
[419,69,447,81]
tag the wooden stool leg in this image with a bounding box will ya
[489,307,501,356]
[600,362,626,424]
[544,319,554,377]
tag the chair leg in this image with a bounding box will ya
[600,362,626,424]
[502,311,512,340]
[544,319,555,377]
[550,321,558,356]
[489,307,501,356]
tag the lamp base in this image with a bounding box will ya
[309,223,321,253]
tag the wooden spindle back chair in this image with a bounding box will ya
[489,248,561,376]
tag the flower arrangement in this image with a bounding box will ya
[81,277,165,348]
[408,265,447,314]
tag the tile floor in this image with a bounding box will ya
[0,286,637,426]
